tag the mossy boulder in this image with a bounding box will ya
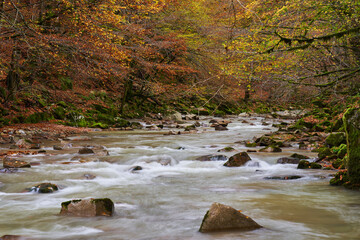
[60,198,114,217]
[343,108,360,185]
[297,160,322,169]
[325,132,346,147]
[199,202,262,233]
[290,153,310,160]
[310,162,322,169]
[297,160,310,169]
[318,147,332,160]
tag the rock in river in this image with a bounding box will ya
[3,157,31,168]
[60,198,114,217]
[27,183,59,193]
[196,155,228,161]
[78,147,95,154]
[199,202,262,233]
[224,152,251,167]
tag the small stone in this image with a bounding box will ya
[78,147,95,154]
[53,145,63,150]
[215,126,228,131]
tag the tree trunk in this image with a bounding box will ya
[6,46,20,100]
[119,79,133,114]
[343,108,360,185]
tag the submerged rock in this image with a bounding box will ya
[83,174,96,180]
[130,166,143,172]
[264,175,302,180]
[60,198,114,217]
[199,202,262,233]
[217,147,236,152]
[224,152,251,167]
[276,157,300,164]
[196,155,228,161]
[0,235,27,240]
[0,168,20,173]
[3,157,31,168]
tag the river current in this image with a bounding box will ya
[0,117,360,240]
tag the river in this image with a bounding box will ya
[0,116,360,240]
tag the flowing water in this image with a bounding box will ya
[1,117,360,240]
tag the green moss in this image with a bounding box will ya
[53,107,66,119]
[330,171,350,186]
[199,210,209,232]
[318,147,332,160]
[310,162,322,169]
[61,199,82,209]
[245,142,257,147]
[343,108,360,184]
[290,153,309,159]
[91,198,114,213]
[297,160,310,169]
[325,132,346,147]
[332,158,345,169]
[91,122,109,129]
[60,76,73,90]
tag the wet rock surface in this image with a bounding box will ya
[224,152,251,167]
[60,198,114,217]
[3,157,31,168]
[199,202,262,233]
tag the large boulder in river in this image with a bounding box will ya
[3,157,31,168]
[199,202,262,233]
[224,152,251,167]
[60,198,114,217]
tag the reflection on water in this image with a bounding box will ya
[0,117,359,239]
